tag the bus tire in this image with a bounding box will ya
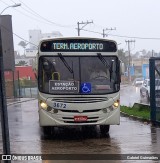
[100,125,110,135]
[42,126,52,135]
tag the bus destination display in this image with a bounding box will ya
[40,39,117,52]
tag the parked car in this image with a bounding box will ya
[140,79,160,102]
[133,78,144,86]
[140,79,150,101]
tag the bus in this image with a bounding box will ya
[36,37,121,135]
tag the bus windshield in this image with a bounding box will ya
[38,55,120,95]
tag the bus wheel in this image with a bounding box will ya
[100,125,110,135]
[42,126,52,135]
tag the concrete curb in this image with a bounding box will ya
[120,111,151,124]
[133,102,150,108]
[7,98,37,106]
[120,102,150,124]
[120,111,152,124]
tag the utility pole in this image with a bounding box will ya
[0,21,11,162]
[125,40,135,82]
[77,20,93,36]
[102,28,116,38]
[152,50,154,57]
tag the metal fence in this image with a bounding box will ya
[149,57,160,125]
[5,70,37,98]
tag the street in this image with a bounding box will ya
[1,0,160,162]
[0,93,159,162]
[120,84,149,107]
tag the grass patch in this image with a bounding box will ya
[120,105,150,120]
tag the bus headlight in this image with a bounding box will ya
[113,100,119,108]
[103,100,119,113]
[40,101,48,110]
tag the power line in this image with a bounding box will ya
[2,1,160,41]
[14,8,56,26]
[17,0,75,28]
[81,28,160,40]
[13,32,38,47]
[7,0,64,26]
[9,0,16,4]
[18,0,54,23]
[0,24,38,47]
[18,0,75,28]
[80,28,102,35]
[0,0,76,28]
[0,0,47,24]
[108,33,160,40]
[0,0,63,27]
[0,0,10,6]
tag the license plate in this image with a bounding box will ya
[74,116,88,122]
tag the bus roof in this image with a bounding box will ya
[39,36,117,44]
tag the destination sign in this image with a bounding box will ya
[49,80,79,94]
[40,39,117,52]
[52,43,103,50]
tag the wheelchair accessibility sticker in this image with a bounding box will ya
[80,83,91,93]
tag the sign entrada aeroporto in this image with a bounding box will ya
[49,80,79,93]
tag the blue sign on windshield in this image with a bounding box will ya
[80,83,91,93]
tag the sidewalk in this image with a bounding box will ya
[7,98,37,106]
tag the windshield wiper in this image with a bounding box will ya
[58,53,74,78]
[58,53,73,73]
[97,53,111,70]
[97,53,112,81]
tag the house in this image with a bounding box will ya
[5,66,36,81]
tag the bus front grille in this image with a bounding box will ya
[51,97,107,103]
[60,109,101,113]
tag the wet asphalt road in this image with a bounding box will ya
[120,85,149,107]
[0,85,160,163]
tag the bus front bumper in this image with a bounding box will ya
[39,108,120,127]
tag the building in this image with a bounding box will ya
[5,66,36,81]
[5,66,36,97]
[132,58,149,77]
[24,29,63,67]
[28,29,63,50]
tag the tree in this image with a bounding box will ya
[16,60,28,66]
[18,41,28,55]
[118,49,128,65]
[141,49,147,56]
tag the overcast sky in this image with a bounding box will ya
[1,0,160,54]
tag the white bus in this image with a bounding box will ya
[37,37,121,135]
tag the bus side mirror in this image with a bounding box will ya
[118,60,121,83]
[120,62,125,75]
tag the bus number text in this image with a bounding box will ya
[53,102,66,109]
